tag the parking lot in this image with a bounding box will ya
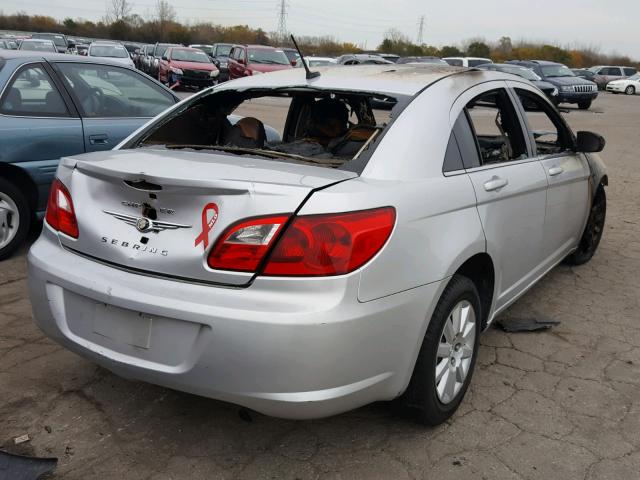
[1,90,640,479]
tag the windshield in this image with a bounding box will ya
[155,45,171,58]
[215,45,232,56]
[171,49,211,63]
[248,49,290,65]
[499,66,540,81]
[192,45,213,55]
[90,45,129,58]
[541,65,575,78]
[20,40,56,52]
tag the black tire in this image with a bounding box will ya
[565,186,606,266]
[0,178,31,261]
[625,86,636,95]
[578,101,592,110]
[399,274,481,425]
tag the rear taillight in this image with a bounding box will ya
[263,207,395,276]
[45,179,79,238]
[207,215,290,272]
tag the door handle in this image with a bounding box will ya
[548,166,564,176]
[89,134,109,145]
[483,177,509,192]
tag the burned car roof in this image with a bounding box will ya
[214,64,474,97]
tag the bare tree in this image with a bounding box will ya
[155,0,176,39]
[105,0,133,23]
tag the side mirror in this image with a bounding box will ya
[161,55,168,61]
[576,131,605,153]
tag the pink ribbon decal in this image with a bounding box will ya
[194,203,219,250]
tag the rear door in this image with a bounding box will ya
[0,61,84,210]
[510,83,590,264]
[52,62,177,152]
[452,82,548,311]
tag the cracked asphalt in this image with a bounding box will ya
[1,93,640,479]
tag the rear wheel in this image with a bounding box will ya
[578,101,592,110]
[625,86,636,95]
[399,275,480,425]
[0,178,31,261]
[565,186,606,265]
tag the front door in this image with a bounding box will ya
[452,84,548,312]
[510,84,590,265]
[0,62,84,210]
[51,62,177,152]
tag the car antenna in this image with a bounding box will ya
[290,34,320,80]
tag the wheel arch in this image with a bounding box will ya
[454,252,495,331]
[0,162,39,212]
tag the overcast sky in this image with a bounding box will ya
[3,0,638,58]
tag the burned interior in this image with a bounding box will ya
[132,88,407,169]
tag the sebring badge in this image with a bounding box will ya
[103,210,192,233]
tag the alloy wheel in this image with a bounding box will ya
[434,300,476,404]
[0,192,20,250]
[626,86,635,95]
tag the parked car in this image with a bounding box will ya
[304,56,336,67]
[0,39,18,50]
[158,46,219,89]
[397,56,448,65]
[27,65,608,425]
[479,63,559,102]
[0,50,179,259]
[507,60,598,109]
[606,73,640,95]
[136,44,154,72]
[572,69,596,82]
[31,33,68,54]
[281,47,301,66]
[87,42,135,68]
[189,44,214,58]
[227,45,293,79]
[18,39,57,53]
[211,43,234,82]
[75,44,90,56]
[443,57,491,67]
[378,53,400,63]
[588,66,638,90]
[335,54,394,65]
[148,43,182,79]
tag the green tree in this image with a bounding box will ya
[467,41,490,58]
[440,45,462,57]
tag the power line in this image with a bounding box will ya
[276,0,288,39]
[417,15,425,44]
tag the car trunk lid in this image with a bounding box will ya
[58,148,356,286]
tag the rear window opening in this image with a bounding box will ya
[131,88,408,170]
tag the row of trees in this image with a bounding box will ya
[0,9,636,67]
[379,31,638,69]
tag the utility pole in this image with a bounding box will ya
[417,15,425,44]
[277,0,288,41]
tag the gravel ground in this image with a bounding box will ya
[1,92,639,479]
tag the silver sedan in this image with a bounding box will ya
[28,65,608,424]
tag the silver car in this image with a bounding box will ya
[28,65,608,424]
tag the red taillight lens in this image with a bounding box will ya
[263,207,395,276]
[207,215,290,272]
[45,179,79,238]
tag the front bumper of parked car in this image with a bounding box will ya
[606,84,625,93]
[557,88,598,104]
[28,227,443,419]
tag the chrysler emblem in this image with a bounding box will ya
[136,217,152,233]
[103,210,192,233]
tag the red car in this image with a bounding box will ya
[227,45,293,79]
[158,47,219,89]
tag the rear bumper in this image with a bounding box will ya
[28,229,442,419]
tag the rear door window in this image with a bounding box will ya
[624,68,637,76]
[55,63,175,118]
[0,64,69,117]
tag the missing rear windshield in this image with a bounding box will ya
[130,88,409,170]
